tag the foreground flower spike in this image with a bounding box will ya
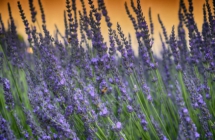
[6,3,24,68]
[22,107,51,139]
[0,78,14,111]
[151,116,169,140]
[13,112,30,139]
[0,115,16,140]
[183,73,213,139]
[175,81,200,140]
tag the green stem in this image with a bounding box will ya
[0,45,22,103]
[151,103,171,140]
[129,75,160,140]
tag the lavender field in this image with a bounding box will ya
[0,0,215,139]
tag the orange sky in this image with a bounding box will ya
[0,0,211,56]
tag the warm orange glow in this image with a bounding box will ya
[0,0,211,56]
[26,47,33,53]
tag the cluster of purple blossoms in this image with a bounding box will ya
[0,78,14,111]
[0,115,16,140]
[175,81,200,140]
[1,0,215,139]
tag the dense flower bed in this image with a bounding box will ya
[0,0,215,139]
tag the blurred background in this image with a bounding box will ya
[0,0,211,56]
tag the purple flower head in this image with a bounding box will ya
[193,102,199,109]
[107,21,112,27]
[142,84,150,92]
[129,62,134,69]
[119,87,127,96]
[0,53,3,70]
[115,77,120,84]
[147,94,153,102]
[127,105,133,113]
[96,76,102,82]
[1,78,14,110]
[38,0,46,24]
[136,32,141,39]
[113,122,122,132]
[53,133,58,139]
[141,119,147,125]
[94,12,101,21]
[99,107,109,117]
[28,0,37,23]
[65,105,73,118]
[91,57,98,65]
[116,122,122,130]
[206,132,213,138]
[206,93,211,99]
[24,133,29,138]
[195,132,200,138]
[100,80,107,87]
[101,43,107,51]
[149,63,155,69]
[182,108,188,114]
[197,98,204,105]
[105,16,110,23]
[47,104,54,110]
[101,53,109,61]
[42,135,51,140]
[109,78,114,84]
[102,9,107,16]
[185,117,191,122]
[0,115,16,139]
[176,64,182,71]
[3,78,10,91]
[58,77,66,85]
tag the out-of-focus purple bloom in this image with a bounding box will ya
[99,107,109,117]
[0,115,16,140]
[91,57,98,65]
[116,122,122,130]
[176,81,201,140]
[127,105,133,113]
[14,112,30,139]
[112,122,122,132]
[151,116,169,140]
[65,105,73,118]
[0,78,14,111]
[147,94,153,102]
